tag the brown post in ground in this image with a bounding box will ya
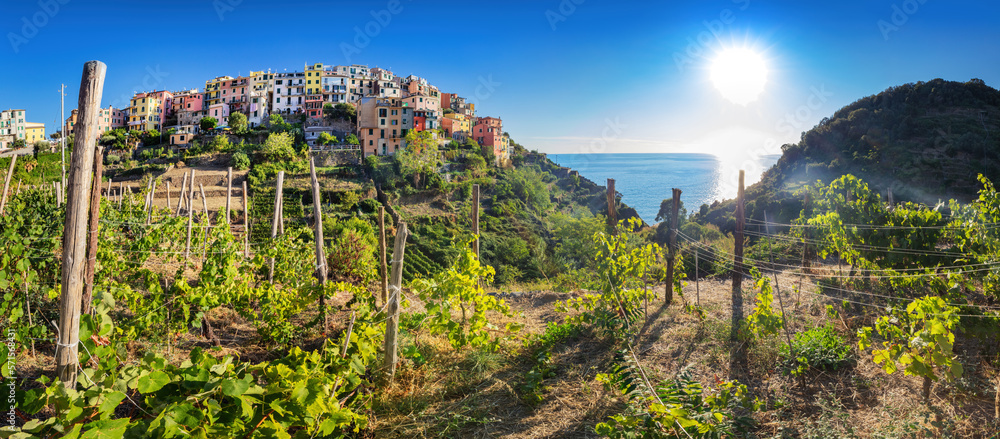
[729,170,746,377]
[383,222,409,383]
[117,181,123,208]
[379,206,388,305]
[165,181,171,212]
[309,158,328,332]
[607,178,617,232]
[664,188,681,304]
[106,179,112,201]
[82,146,104,316]
[176,171,188,216]
[184,170,196,260]
[199,183,209,261]
[55,60,105,387]
[268,171,285,282]
[472,184,480,258]
[0,155,15,214]
[225,166,232,225]
[146,179,157,225]
[242,181,249,258]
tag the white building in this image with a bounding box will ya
[272,71,305,115]
[0,109,27,149]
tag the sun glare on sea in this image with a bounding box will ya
[710,47,768,106]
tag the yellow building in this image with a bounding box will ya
[305,63,326,95]
[25,122,45,143]
[204,76,232,107]
[128,93,162,132]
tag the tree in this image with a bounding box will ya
[32,140,48,158]
[144,129,161,146]
[200,116,218,132]
[331,103,356,123]
[268,114,293,133]
[323,103,335,118]
[396,130,439,189]
[229,112,248,134]
[261,132,296,162]
[317,132,337,146]
[345,134,359,145]
[10,138,26,150]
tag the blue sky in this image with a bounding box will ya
[4,0,1000,158]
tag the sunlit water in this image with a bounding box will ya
[547,153,781,224]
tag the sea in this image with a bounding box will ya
[547,153,782,224]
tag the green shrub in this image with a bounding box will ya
[232,151,250,170]
[105,154,120,165]
[781,324,854,376]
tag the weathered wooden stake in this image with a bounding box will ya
[383,222,409,382]
[607,178,617,231]
[56,60,105,388]
[118,181,123,208]
[242,181,249,258]
[176,171,188,216]
[268,171,285,282]
[14,179,21,195]
[340,312,356,358]
[309,158,328,332]
[0,155,15,213]
[105,179,112,201]
[378,206,388,305]
[165,181,171,213]
[82,146,103,316]
[695,247,700,308]
[664,188,681,304]
[225,166,232,225]
[730,170,746,374]
[146,179,157,225]
[470,184,481,259]
[199,183,209,261]
[184,170,196,260]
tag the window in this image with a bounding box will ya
[380,118,385,125]
[380,129,384,138]
[368,129,373,135]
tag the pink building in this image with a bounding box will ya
[473,116,503,160]
[172,90,204,113]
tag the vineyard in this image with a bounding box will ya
[3,65,1000,438]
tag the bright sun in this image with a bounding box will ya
[710,48,768,106]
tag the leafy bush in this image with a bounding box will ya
[231,151,250,170]
[105,154,120,165]
[781,324,854,376]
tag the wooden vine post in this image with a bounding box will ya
[225,166,232,225]
[56,60,105,388]
[472,184,480,258]
[268,171,285,282]
[730,170,746,372]
[606,178,617,232]
[664,188,681,304]
[82,146,104,316]
[242,181,249,258]
[378,205,388,305]
[309,158,328,332]
[383,222,409,383]
[199,183,209,261]
[0,155,15,213]
[165,181,171,213]
[184,170,196,260]
[146,178,157,225]
[176,171,188,216]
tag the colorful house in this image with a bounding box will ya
[127,93,163,132]
[358,97,409,156]
[0,109,26,149]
